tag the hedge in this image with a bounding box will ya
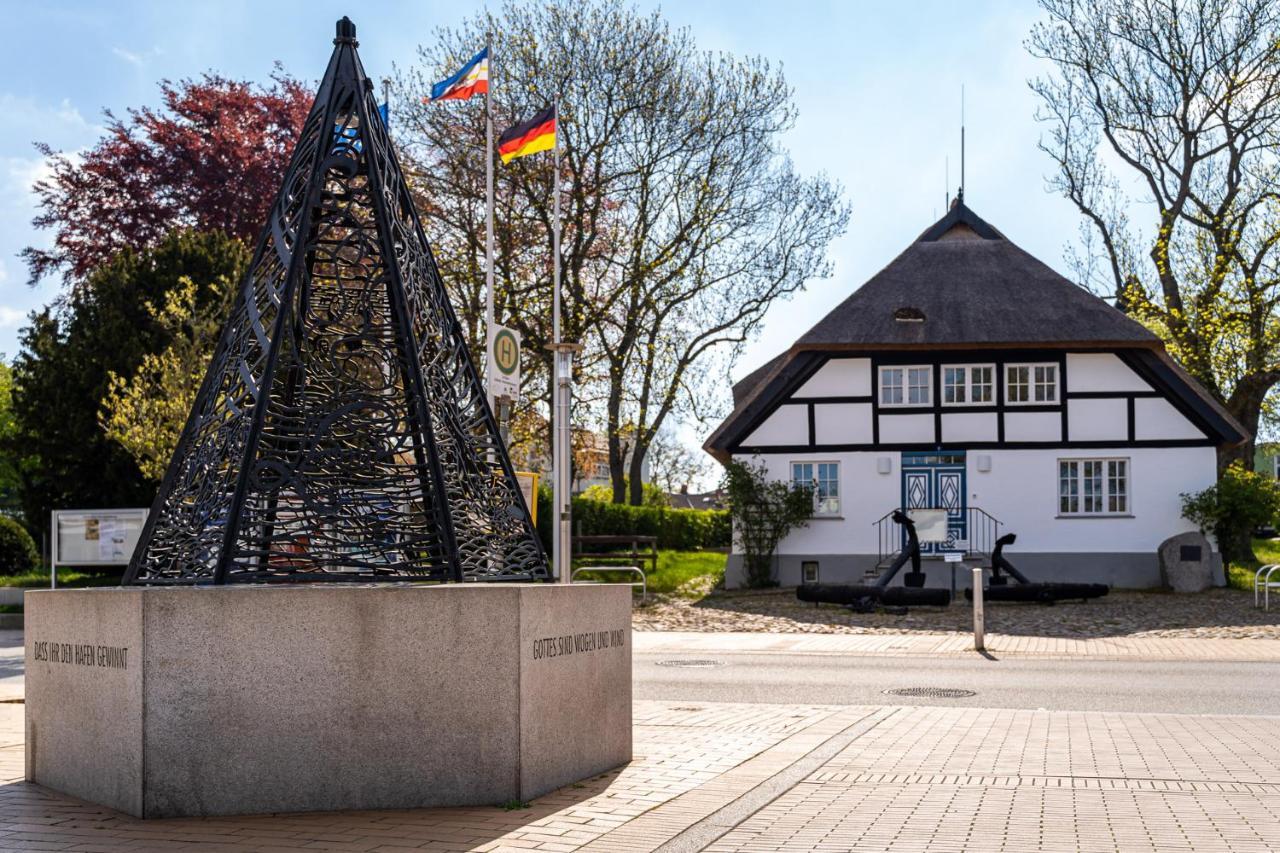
[534,490,730,552]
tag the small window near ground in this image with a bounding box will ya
[880,366,931,407]
[942,364,994,405]
[801,561,819,583]
[1007,363,1058,404]
[1058,457,1128,515]
[791,461,840,515]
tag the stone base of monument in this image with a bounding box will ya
[24,583,632,819]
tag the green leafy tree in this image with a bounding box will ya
[1029,0,1280,468]
[0,359,22,516]
[5,231,248,535]
[723,457,812,588]
[100,275,234,481]
[0,516,38,575]
[1181,462,1280,564]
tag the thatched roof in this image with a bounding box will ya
[794,202,1158,350]
[705,202,1247,462]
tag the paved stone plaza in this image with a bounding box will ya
[1,691,1278,851]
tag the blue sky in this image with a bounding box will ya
[0,0,1081,387]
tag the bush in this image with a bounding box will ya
[0,517,38,576]
[579,480,669,506]
[1181,462,1280,564]
[533,484,729,553]
[723,458,813,588]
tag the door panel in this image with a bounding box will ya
[901,452,967,554]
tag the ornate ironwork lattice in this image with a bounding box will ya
[125,18,548,584]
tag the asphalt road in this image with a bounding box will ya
[635,650,1280,715]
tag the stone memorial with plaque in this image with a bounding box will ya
[25,17,631,819]
[1157,531,1218,593]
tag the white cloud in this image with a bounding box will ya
[111,45,163,68]
[111,46,145,67]
[0,93,100,152]
[3,153,60,197]
[0,306,26,329]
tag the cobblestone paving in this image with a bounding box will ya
[633,588,1280,640]
[1,699,1278,851]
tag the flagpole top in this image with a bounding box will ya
[335,17,358,46]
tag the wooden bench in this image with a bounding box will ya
[572,534,659,575]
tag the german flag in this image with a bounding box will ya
[498,105,556,164]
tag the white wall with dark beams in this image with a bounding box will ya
[724,350,1222,590]
[732,351,1211,453]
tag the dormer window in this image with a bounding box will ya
[894,306,925,322]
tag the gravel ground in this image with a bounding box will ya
[633,587,1280,640]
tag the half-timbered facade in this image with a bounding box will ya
[705,202,1247,589]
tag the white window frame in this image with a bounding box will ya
[1006,362,1059,405]
[791,460,841,516]
[1058,457,1130,517]
[879,365,932,408]
[941,363,995,406]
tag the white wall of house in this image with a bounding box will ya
[967,446,1212,552]
[726,350,1224,587]
[734,444,1214,558]
[1066,353,1151,392]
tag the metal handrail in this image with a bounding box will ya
[874,506,1002,566]
[1255,564,1280,611]
[571,565,647,604]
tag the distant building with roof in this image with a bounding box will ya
[704,200,1247,589]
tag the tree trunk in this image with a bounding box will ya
[628,437,648,506]
[1219,372,1276,473]
[1216,521,1256,566]
[605,383,626,504]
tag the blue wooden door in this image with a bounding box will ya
[901,451,967,554]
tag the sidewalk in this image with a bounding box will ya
[1,698,1278,851]
[635,629,1280,661]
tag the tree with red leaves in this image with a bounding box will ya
[24,70,312,286]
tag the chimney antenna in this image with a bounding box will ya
[945,156,950,209]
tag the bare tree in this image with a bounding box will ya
[1029,0,1280,467]
[645,426,712,496]
[393,0,847,502]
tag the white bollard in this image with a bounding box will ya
[972,566,985,651]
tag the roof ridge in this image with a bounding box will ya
[915,200,1005,242]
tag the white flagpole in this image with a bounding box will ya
[484,37,497,412]
[550,97,572,583]
[553,98,561,346]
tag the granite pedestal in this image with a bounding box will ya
[24,583,632,818]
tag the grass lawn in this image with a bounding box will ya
[572,549,727,597]
[0,568,122,588]
[1226,538,1280,591]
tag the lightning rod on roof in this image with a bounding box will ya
[959,84,966,204]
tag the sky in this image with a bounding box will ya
[0,0,1090,464]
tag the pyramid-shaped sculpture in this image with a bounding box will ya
[125,18,548,584]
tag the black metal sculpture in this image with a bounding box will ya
[797,511,951,610]
[124,18,549,585]
[963,533,1108,604]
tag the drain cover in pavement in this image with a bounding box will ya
[655,659,724,668]
[884,687,976,698]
